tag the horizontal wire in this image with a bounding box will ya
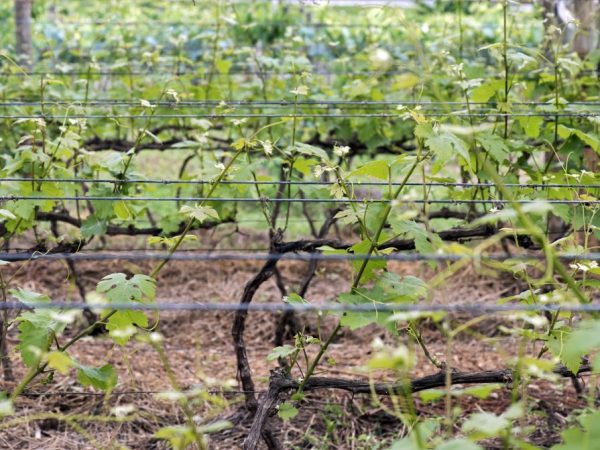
[21,20,412,29]
[0,106,503,113]
[2,112,599,120]
[1,251,598,263]
[6,99,600,107]
[0,195,597,205]
[2,69,598,78]
[2,178,599,189]
[3,301,600,314]
[6,247,270,253]
[20,388,264,397]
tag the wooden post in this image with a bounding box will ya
[14,0,33,70]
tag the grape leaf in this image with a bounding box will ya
[277,402,299,421]
[77,364,117,391]
[96,273,156,302]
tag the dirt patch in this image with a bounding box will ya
[0,231,589,449]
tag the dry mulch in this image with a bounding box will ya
[0,229,591,449]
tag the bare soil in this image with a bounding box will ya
[0,229,591,449]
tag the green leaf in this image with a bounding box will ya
[553,411,600,450]
[558,125,600,152]
[377,272,428,303]
[277,402,299,421]
[283,293,308,305]
[349,159,390,180]
[435,439,482,450]
[426,131,471,173]
[290,85,309,96]
[10,288,51,307]
[113,201,132,220]
[470,79,503,103]
[393,73,420,90]
[517,116,543,138]
[340,312,382,330]
[13,290,71,367]
[267,345,297,361]
[179,204,220,223]
[46,351,74,375]
[16,320,52,367]
[215,59,232,74]
[81,217,107,238]
[460,384,501,399]
[419,389,446,403]
[106,310,148,346]
[77,364,117,391]
[96,273,156,302]
[197,420,232,434]
[292,142,329,161]
[349,239,387,283]
[390,419,439,450]
[389,219,442,257]
[475,201,552,225]
[367,345,412,370]
[0,209,16,222]
[462,412,509,438]
[477,132,509,163]
[0,393,14,418]
[155,425,198,450]
[562,320,600,373]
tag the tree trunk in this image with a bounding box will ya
[573,0,598,58]
[14,0,33,70]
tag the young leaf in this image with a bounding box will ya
[277,402,299,421]
[179,204,220,223]
[13,290,71,367]
[435,440,483,450]
[267,345,297,361]
[0,209,16,222]
[470,79,503,102]
[0,393,14,418]
[462,412,509,438]
[155,425,199,450]
[562,320,600,373]
[553,411,600,450]
[349,159,390,180]
[46,351,74,375]
[106,310,149,346]
[77,364,118,391]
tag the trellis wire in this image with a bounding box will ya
[6,100,600,107]
[3,112,598,119]
[1,301,598,314]
[2,71,598,79]
[0,195,596,205]
[2,251,598,263]
[21,389,264,397]
[3,178,599,190]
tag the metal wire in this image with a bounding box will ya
[21,389,262,397]
[2,178,599,190]
[2,112,597,119]
[1,251,598,263]
[0,195,596,205]
[6,99,600,107]
[3,301,600,314]
[20,20,413,29]
[2,69,597,78]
